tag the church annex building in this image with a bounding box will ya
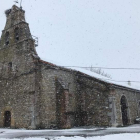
[0,5,140,129]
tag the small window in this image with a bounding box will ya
[8,62,12,68]
[14,27,19,41]
[8,62,12,71]
[5,32,9,45]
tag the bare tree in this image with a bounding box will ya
[85,66,112,79]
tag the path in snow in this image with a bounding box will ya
[0,124,140,139]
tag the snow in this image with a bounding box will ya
[0,125,140,139]
[68,67,140,91]
[51,134,140,140]
[0,133,140,140]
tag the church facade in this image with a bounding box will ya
[0,5,140,129]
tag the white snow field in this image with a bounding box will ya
[0,133,140,140]
[0,125,140,140]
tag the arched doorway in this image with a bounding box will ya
[120,96,129,126]
[4,111,11,127]
[138,101,140,116]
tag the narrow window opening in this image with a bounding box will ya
[15,27,19,41]
[5,32,9,45]
[8,62,12,68]
[8,62,12,71]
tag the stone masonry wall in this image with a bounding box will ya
[38,64,77,128]
[0,73,36,128]
[108,87,140,126]
[76,74,110,126]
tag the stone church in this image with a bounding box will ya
[0,5,140,129]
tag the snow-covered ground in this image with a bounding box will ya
[0,125,140,140]
[0,133,140,140]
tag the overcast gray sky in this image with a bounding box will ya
[0,0,140,86]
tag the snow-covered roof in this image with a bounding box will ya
[39,59,140,91]
[67,67,140,91]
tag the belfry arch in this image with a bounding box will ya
[14,27,20,41]
[120,95,129,126]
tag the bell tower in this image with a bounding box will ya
[0,5,39,78]
[0,5,40,129]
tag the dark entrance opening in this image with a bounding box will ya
[121,96,129,126]
[4,111,11,127]
[76,111,87,126]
